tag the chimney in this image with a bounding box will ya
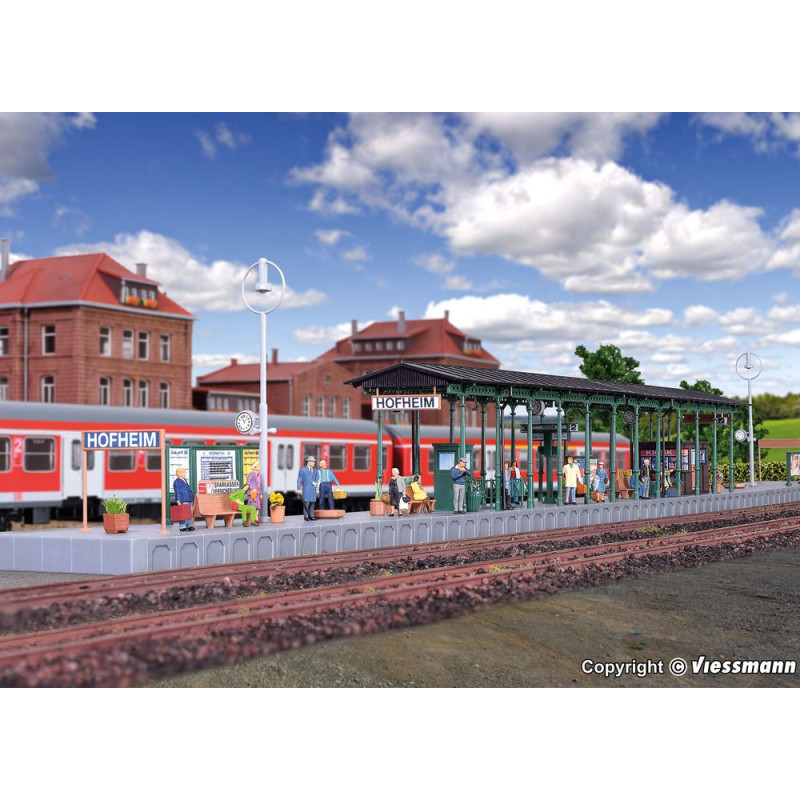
[271,348,278,364]
[444,309,449,321]
[0,238,9,282]
[231,357,238,366]
[351,319,358,336]
[136,262,147,278]
[398,310,406,334]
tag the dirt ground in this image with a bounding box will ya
[147,544,800,688]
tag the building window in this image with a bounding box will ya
[316,396,324,416]
[160,334,170,362]
[0,327,8,356]
[375,341,383,351]
[302,395,310,416]
[42,325,56,355]
[99,326,111,356]
[386,340,394,351]
[41,375,54,403]
[138,380,149,406]
[0,377,7,402]
[323,374,331,387]
[342,398,350,418]
[397,340,405,351]
[138,331,149,359]
[329,444,347,471]
[123,378,133,407]
[99,377,111,406]
[354,445,371,471]
[328,397,336,417]
[365,342,373,352]
[353,342,362,353]
[123,330,134,359]
[160,382,170,409]
[24,437,55,471]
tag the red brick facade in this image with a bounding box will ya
[0,253,193,408]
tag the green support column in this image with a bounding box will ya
[610,403,617,503]
[526,400,534,508]
[634,408,640,501]
[695,410,701,495]
[511,405,517,462]
[376,410,384,490]
[449,399,455,444]
[655,413,662,498]
[729,412,735,493]
[538,440,544,500]
[495,395,504,511]
[712,413,718,494]
[480,402,487,483]
[584,403,591,504]
[556,401,564,507]
[411,410,420,477]
[459,394,467,462]
[676,407,682,496]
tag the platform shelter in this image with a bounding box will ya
[347,361,746,509]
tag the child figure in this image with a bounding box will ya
[230,483,259,527]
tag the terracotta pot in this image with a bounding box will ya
[369,499,385,516]
[103,513,129,534]
[270,506,285,523]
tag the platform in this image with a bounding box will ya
[1,483,798,575]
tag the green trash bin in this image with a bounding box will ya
[466,489,482,513]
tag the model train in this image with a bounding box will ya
[0,401,631,527]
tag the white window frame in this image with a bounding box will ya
[160,381,170,409]
[138,331,149,360]
[138,379,149,407]
[122,330,134,359]
[41,375,54,403]
[42,325,56,355]
[99,376,111,406]
[160,333,170,362]
[99,326,112,356]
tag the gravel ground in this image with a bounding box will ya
[4,545,798,688]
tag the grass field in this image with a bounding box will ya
[761,418,800,462]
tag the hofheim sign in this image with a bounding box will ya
[83,430,163,449]
[371,394,442,411]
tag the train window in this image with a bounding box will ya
[487,449,495,472]
[427,448,434,473]
[108,450,135,471]
[24,437,55,472]
[383,445,389,468]
[329,444,346,471]
[0,437,9,472]
[182,440,205,447]
[302,443,322,464]
[286,445,294,471]
[70,441,95,471]
[146,452,161,471]
[354,445,370,471]
[277,444,285,469]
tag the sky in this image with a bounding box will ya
[3,111,800,398]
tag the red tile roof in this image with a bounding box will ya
[0,253,192,317]
[197,360,311,384]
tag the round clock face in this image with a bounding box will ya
[235,410,254,434]
[623,409,636,424]
[734,428,747,443]
[530,400,544,417]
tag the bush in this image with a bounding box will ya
[103,496,128,514]
[717,461,798,483]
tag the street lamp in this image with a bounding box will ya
[241,258,286,502]
[735,352,761,487]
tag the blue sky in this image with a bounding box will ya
[3,111,800,398]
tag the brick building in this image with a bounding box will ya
[194,310,500,426]
[0,244,194,409]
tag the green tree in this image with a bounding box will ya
[575,343,644,384]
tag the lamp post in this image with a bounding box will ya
[735,352,761,487]
[241,258,286,503]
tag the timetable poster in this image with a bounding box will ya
[196,449,237,482]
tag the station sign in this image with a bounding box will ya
[371,394,441,411]
[83,429,163,449]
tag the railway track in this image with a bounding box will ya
[1,504,799,687]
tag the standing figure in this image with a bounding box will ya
[502,461,512,510]
[246,461,263,525]
[640,458,651,499]
[450,457,468,514]
[317,459,341,510]
[510,459,521,505]
[595,461,609,501]
[172,467,195,532]
[297,455,319,522]
[388,467,405,516]
[562,455,582,505]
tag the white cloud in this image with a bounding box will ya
[315,229,347,245]
[195,121,251,158]
[293,321,359,348]
[413,253,454,274]
[683,305,719,327]
[443,275,473,290]
[55,230,326,313]
[343,246,369,261]
[193,353,259,370]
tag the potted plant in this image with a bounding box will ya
[369,481,385,516]
[103,496,129,534]
[269,491,285,523]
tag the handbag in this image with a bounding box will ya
[332,488,347,499]
[576,483,587,496]
[171,503,192,521]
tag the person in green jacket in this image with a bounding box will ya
[230,483,259,527]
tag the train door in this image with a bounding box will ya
[273,439,296,493]
[64,438,103,500]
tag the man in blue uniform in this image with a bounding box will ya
[450,457,468,514]
[297,455,319,521]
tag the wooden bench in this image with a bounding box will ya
[615,475,634,499]
[194,492,236,528]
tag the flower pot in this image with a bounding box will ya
[270,506,285,524]
[369,499,385,516]
[103,513,129,534]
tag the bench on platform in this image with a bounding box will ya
[615,475,634,499]
[194,493,236,528]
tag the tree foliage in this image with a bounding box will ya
[575,343,644,385]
